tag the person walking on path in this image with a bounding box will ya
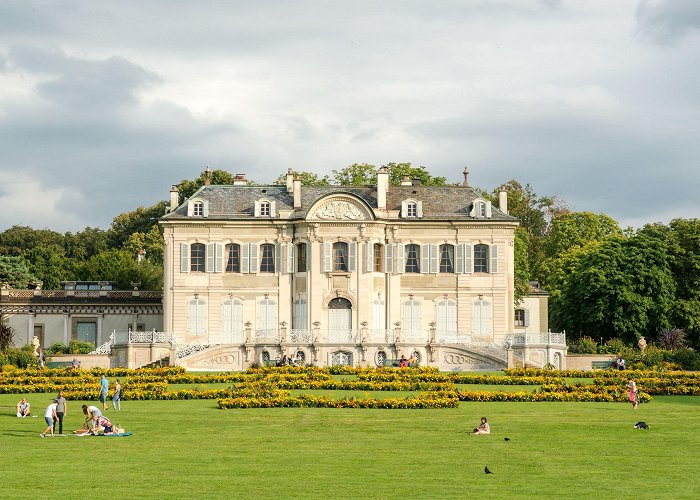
[40,400,58,437]
[628,379,639,409]
[112,379,122,411]
[54,391,67,435]
[99,374,109,411]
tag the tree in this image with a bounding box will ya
[0,226,64,256]
[384,162,448,186]
[64,227,109,261]
[274,171,330,186]
[551,234,675,343]
[123,226,164,265]
[24,244,73,290]
[514,228,531,304]
[107,201,168,249]
[331,163,378,186]
[331,162,449,186]
[176,169,241,203]
[0,255,39,288]
[76,249,163,290]
[543,212,622,260]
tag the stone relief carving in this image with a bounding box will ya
[314,201,365,220]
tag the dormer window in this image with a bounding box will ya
[254,199,276,218]
[471,199,492,219]
[401,199,423,218]
[187,199,209,217]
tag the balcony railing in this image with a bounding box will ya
[509,332,566,346]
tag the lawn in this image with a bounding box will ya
[3,392,699,499]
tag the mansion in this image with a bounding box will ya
[159,168,565,370]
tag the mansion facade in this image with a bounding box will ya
[160,168,566,371]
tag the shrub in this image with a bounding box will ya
[3,346,38,368]
[0,322,14,352]
[598,338,627,355]
[47,342,68,356]
[658,328,687,351]
[568,336,598,354]
[671,348,700,371]
[68,339,95,354]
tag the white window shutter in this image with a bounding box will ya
[385,243,394,274]
[401,200,408,218]
[188,300,197,333]
[205,243,214,273]
[250,243,258,273]
[270,201,277,218]
[323,241,332,272]
[256,301,266,331]
[490,244,498,274]
[202,202,209,218]
[448,300,457,334]
[395,244,404,275]
[472,302,480,335]
[275,243,281,273]
[254,200,261,217]
[214,243,223,273]
[187,203,194,217]
[524,309,530,327]
[349,242,356,272]
[287,244,294,274]
[455,244,464,274]
[464,244,473,273]
[180,243,189,273]
[430,244,438,273]
[365,242,374,273]
[222,301,232,339]
[421,244,430,274]
[484,301,492,335]
[306,244,310,271]
[241,242,250,273]
[416,201,423,218]
[486,201,492,218]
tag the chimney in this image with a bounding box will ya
[400,176,412,186]
[499,187,508,215]
[286,168,294,193]
[412,178,421,186]
[203,166,212,186]
[463,166,469,187]
[376,166,388,210]
[169,185,179,212]
[293,177,302,208]
[233,173,247,186]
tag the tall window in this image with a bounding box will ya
[296,243,307,273]
[472,299,492,336]
[373,243,383,272]
[221,299,243,343]
[256,298,277,334]
[405,244,420,273]
[407,202,417,217]
[225,244,240,272]
[474,244,489,273]
[190,243,205,272]
[187,298,207,335]
[193,202,204,216]
[333,242,348,272]
[436,298,457,338]
[439,244,454,273]
[515,309,527,327]
[403,299,422,338]
[293,298,307,330]
[260,244,275,273]
[260,201,271,216]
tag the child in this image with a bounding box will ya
[472,416,491,435]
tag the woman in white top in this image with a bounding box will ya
[40,400,58,437]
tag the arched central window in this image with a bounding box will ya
[225,243,240,272]
[190,243,205,272]
[260,244,275,273]
[407,201,417,217]
[333,242,349,272]
[328,297,352,343]
[474,244,489,273]
[405,244,420,273]
[259,201,271,217]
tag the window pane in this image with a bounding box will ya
[440,244,454,273]
[193,202,203,216]
[374,243,383,272]
[260,244,275,273]
[515,309,525,327]
[333,242,348,271]
[405,244,420,273]
[226,244,240,272]
[296,243,307,273]
[190,243,206,272]
[474,244,489,273]
[260,202,270,216]
[407,202,417,217]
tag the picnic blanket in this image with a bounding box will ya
[98,432,132,437]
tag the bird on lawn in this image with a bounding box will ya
[504,437,510,441]
[484,466,493,474]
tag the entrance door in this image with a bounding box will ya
[328,298,352,342]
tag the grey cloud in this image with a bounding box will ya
[636,0,700,44]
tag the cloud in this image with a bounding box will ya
[636,0,700,44]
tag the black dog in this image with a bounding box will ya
[634,421,650,429]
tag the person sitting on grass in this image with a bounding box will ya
[16,398,31,417]
[472,416,491,435]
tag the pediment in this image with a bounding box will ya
[307,196,373,221]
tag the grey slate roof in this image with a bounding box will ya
[161,184,518,222]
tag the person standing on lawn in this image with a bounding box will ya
[40,400,58,437]
[99,374,109,410]
[54,391,67,435]
[112,379,122,411]
[628,379,639,409]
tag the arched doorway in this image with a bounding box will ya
[328,298,352,342]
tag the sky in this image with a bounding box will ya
[0,0,698,233]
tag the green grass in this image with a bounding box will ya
[2,393,699,499]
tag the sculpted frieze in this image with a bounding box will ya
[313,200,366,220]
